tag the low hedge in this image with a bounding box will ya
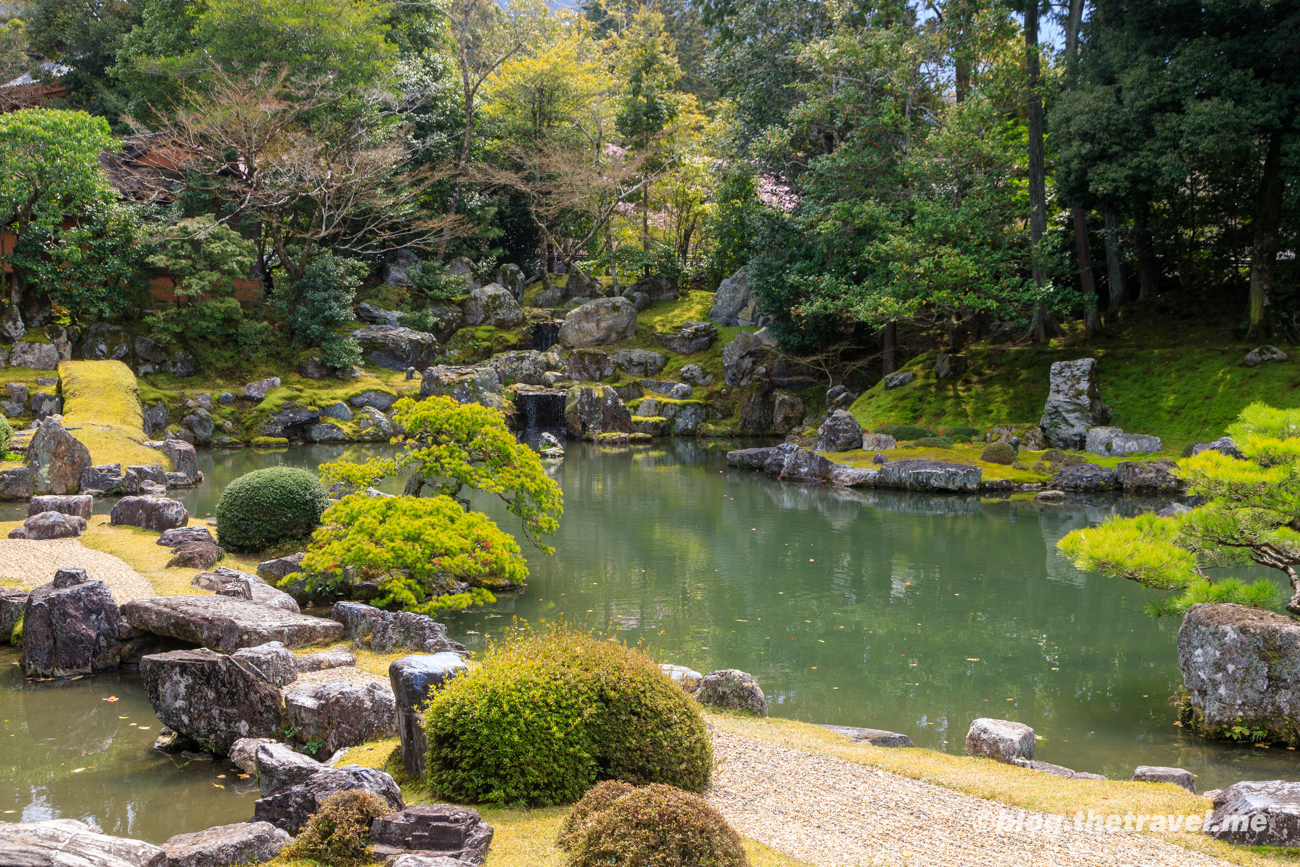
[216,466,330,551]
[424,627,711,806]
[875,424,937,441]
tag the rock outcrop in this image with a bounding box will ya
[816,725,914,748]
[462,283,524,329]
[721,330,777,387]
[1052,463,1120,492]
[30,493,93,519]
[1131,765,1196,793]
[232,641,299,687]
[817,410,863,452]
[656,321,717,355]
[123,596,343,653]
[25,418,92,495]
[1038,358,1110,449]
[9,510,87,540]
[19,567,127,678]
[194,567,301,613]
[162,822,290,867]
[1205,780,1300,846]
[391,653,469,778]
[762,443,832,483]
[1178,603,1300,744]
[369,806,494,865]
[353,325,439,371]
[140,647,286,754]
[331,602,467,655]
[558,297,638,348]
[1084,426,1162,457]
[284,678,398,754]
[876,460,981,493]
[709,266,766,327]
[1117,460,1184,493]
[564,385,631,438]
[420,365,507,412]
[253,742,326,797]
[0,819,164,867]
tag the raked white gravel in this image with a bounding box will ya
[0,538,154,602]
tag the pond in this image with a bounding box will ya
[3,438,1298,842]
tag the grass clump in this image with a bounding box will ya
[216,466,329,551]
[981,441,1016,465]
[558,782,748,867]
[284,790,394,867]
[423,625,712,807]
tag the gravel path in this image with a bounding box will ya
[0,539,154,603]
[708,730,1233,867]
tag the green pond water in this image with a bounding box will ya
[3,438,1298,842]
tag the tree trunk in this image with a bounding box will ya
[1248,129,1286,336]
[1073,207,1100,336]
[1103,211,1126,315]
[1024,0,1051,343]
[882,321,897,376]
[1135,204,1157,300]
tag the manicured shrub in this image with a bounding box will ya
[981,441,1016,465]
[556,780,635,850]
[876,424,937,441]
[286,790,393,867]
[1056,453,1087,468]
[0,415,11,454]
[559,783,748,867]
[911,436,954,448]
[423,626,711,806]
[216,466,330,551]
[947,426,980,439]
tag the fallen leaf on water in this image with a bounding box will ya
[72,768,85,773]
[217,774,226,779]
[238,774,250,779]
[103,696,119,703]
[213,784,224,789]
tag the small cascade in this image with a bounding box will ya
[527,320,562,352]
[516,389,567,434]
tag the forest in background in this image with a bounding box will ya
[0,0,1297,380]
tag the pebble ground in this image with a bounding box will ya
[708,730,1234,867]
[0,539,154,602]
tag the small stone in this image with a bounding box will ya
[660,663,703,694]
[817,725,913,748]
[1243,345,1287,367]
[1131,765,1196,793]
[882,371,915,390]
[965,718,1035,764]
[244,377,281,400]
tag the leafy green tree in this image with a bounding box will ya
[299,493,526,614]
[145,215,256,301]
[1059,403,1300,617]
[322,395,564,550]
[0,108,146,321]
[0,13,31,83]
[270,253,365,369]
[23,0,141,126]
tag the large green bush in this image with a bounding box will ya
[981,441,1016,465]
[558,783,749,867]
[216,466,330,551]
[423,627,711,806]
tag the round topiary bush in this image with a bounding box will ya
[286,789,394,867]
[876,424,937,441]
[556,780,635,850]
[981,441,1016,465]
[216,466,330,551]
[424,627,712,806]
[559,783,748,867]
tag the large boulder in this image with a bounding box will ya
[123,596,343,652]
[140,647,286,754]
[709,266,766,327]
[390,653,469,778]
[0,466,35,500]
[965,718,1035,763]
[829,465,877,487]
[1085,426,1162,456]
[1243,345,1288,367]
[253,742,326,797]
[696,669,768,716]
[762,443,832,483]
[11,339,60,369]
[613,348,666,377]
[565,349,615,383]
[0,819,165,867]
[244,377,281,400]
[81,463,129,496]
[419,365,507,412]
[284,678,398,754]
[772,393,805,436]
[876,460,981,493]
[194,567,302,613]
[722,330,778,387]
[1039,358,1110,449]
[1178,603,1300,744]
[462,282,525,329]
[9,510,87,540]
[158,527,216,547]
[656,321,717,355]
[1117,460,1184,493]
[817,409,863,452]
[564,385,631,438]
[28,494,92,519]
[110,496,189,531]
[354,406,396,442]
[232,641,299,687]
[1052,463,1120,492]
[19,567,127,678]
[1205,781,1300,845]
[252,766,404,834]
[162,822,290,867]
[161,439,199,484]
[369,806,494,865]
[331,601,467,655]
[558,298,638,348]
[167,542,223,569]
[727,447,776,469]
[25,418,92,495]
[488,350,560,386]
[353,325,440,371]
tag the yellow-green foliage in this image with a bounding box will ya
[285,790,393,867]
[559,783,748,867]
[300,493,524,614]
[1059,402,1298,616]
[322,396,562,549]
[58,360,168,468]
[423,626,712,807]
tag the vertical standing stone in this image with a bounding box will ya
[20,567,126,678]
[389,653,468,779]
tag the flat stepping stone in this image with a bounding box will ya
[122,595,343,652]
[817,724,913,748]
